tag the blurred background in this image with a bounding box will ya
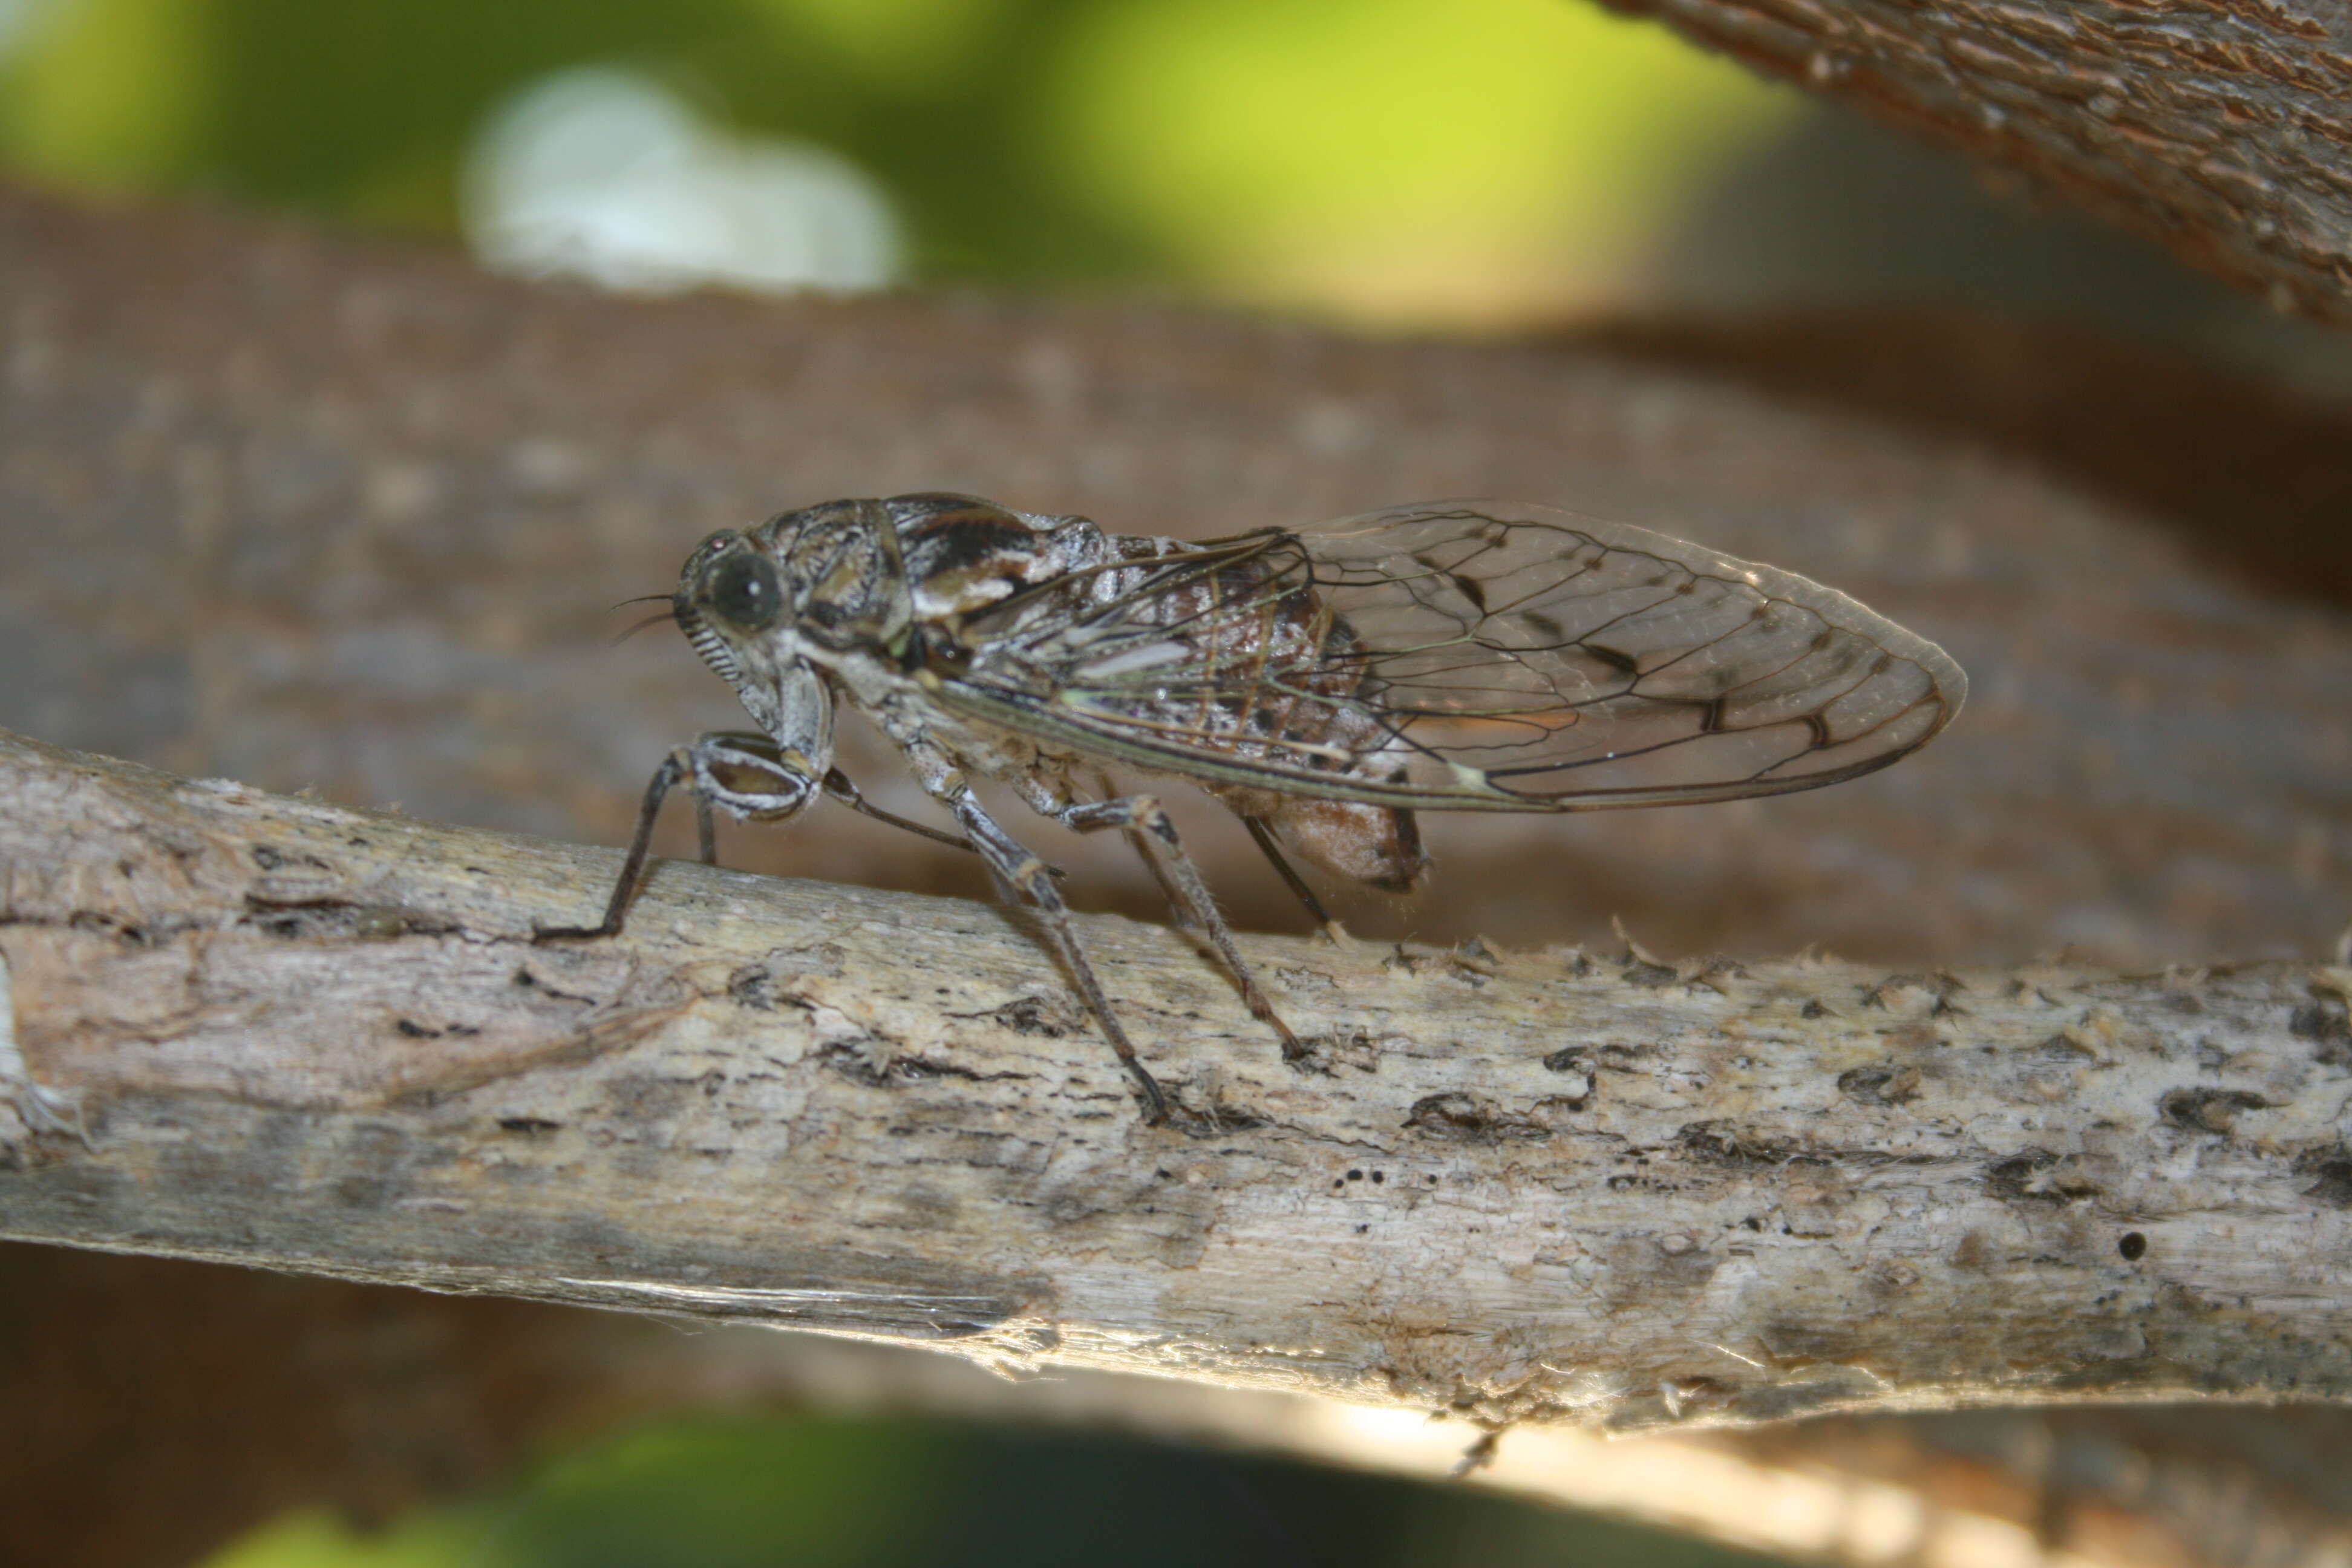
[2,0,2342,377]
[204,1408,1787,1568]
[3,2,2346,1565]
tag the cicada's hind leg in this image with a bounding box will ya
[1091,773,1200,932]
[1232,796,1428,946]
[1238,814,1345,941]
[536,733,820,941]
[1044,791,1307,1066]
[1220,794,1430,944]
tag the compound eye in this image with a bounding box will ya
[707,552,783,633]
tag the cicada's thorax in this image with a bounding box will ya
[892,495,1428,892]
[756,492,1426,891]
[761,494,1119,785]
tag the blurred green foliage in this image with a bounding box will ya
[0,0,1798,321]
[202,1409,1794,1568]
[215,1416,937,1568]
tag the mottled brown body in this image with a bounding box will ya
[550,492,1966,1123]
[893,497,1429,892]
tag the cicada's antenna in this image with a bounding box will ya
[607,594,679,647]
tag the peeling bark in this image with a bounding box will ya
[5,728,2349,1430]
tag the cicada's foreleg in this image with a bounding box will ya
[536,733,819,941]
[1051,794,1307,1065]
[691,732,993,860]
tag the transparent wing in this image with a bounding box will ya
[932,500,1968,811]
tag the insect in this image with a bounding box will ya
[543,494,1967,1123]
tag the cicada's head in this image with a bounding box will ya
[673,497,918,693]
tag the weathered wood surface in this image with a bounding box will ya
[5,727,2350,1428]
[1599,0,2352,325]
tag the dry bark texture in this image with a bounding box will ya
[8,727,2352,1568]
[5,187,2352,1568]
[5,726,2352,1422]
[1596,0,2352,324]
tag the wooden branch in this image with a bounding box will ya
[6,726,2349,1430]
[1595,0,2352,323]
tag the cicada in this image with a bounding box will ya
[544,494,1967,1123]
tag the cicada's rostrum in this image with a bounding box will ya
[543,494,1968,1123]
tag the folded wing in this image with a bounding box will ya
[932,500,1968,811]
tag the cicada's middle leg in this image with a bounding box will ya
[875,744,1166,1122]
[959,801,1172,1123]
